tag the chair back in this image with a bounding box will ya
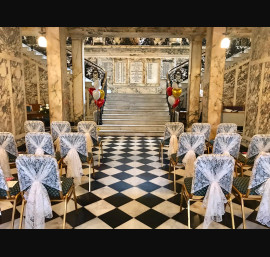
[192,154,235,228]
[248,152,270,227]
[164,122,184,141]
[25,132,55,156]
[247,134,270,159]
[0,165,9,192]
[24,120,45,133]
[192,123,211,141]
[77,121,98,141]
[216,123,237,134]
[51,121,71,141]
[16,154,62,229]
[213,132,241,158]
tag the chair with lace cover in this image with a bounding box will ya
[170,132,205,193]
[232,152,270,229]
[0,165,21,229]
[159,122,184,167]
[191,123,211,154]
[209,123,238,151]
[51,121,71,160]
[235,134,270,177]
[25,132,55,157]
[24,120,45,133]
[0,132,18,179]
[77,121,102,166]
[59,132,94,192]
[180,154,235,229]
[16,154,77,229]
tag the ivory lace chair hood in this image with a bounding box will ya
[24,120,45,133]
[51,121,71,153]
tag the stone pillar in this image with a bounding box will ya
[0,27,26,145]
[46,27,68,122]
[202,27,227,139]
[242,27,270,145]
[187,35,203,129]
[71,37,85,124]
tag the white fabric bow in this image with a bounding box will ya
[200,166,229,229]
[78,125,95,153]
[19,163,54,229]
[53,126,69,153]
[62,138,83,186]
[28,136,49,156]
[167,126,181,157]
[0,142,12,178]
[251,160,270,227]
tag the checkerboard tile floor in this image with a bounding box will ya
[0,136,268,229]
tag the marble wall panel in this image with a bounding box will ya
[222,69,235,106]
[258,61,270,134]
[0,58,12,132]
[39,67,49,104]
[24,59,38,104]
[64,73,72,121]
[244,63,262,138]
[251,28,270,61]
[236,62,249,106]
[0,27,21,58]
[10,61,25,135]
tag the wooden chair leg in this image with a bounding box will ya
[180,186,184,212]
[10,195,19,229]
[73,186,78,210]
[228,197,235,229]
[187,199,191,229]
[173,165,176,194]
[62,198,68,229]
[240,197,246,229]
[19,199,26,229]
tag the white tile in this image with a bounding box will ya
[153,201,180,218]
[127,161,144,168]
[98,176,120,186]
[124,176,146,186]
[196,221,230,229]
[74,217,112,229]
[52,200,82,216]
[151,187,175,200]
[104,161,123,167]
[115,218,151,229]
[150,177,170,187]
[237,220,269,229]
[45,217,73,229]
[118,200,149,217]
[156,219,188,229]
[0,201,13,211]
[101,167,122,176]
[84,200,115,216]
[148,168,168,177]
[91,186,118,199]
[121,187,148,199]
[225,202,254,218]
[125,168,145,176]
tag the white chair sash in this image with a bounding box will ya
[192,155,234,229]
[167,126,181,157]
[53,125,70,152]
[27,136,49,156]
[0,166,8,191]
[16,156,61,229]
[0,146,11,178]
[25,121,45,133]
[77,124,95,153]
[247,135,270,158]
[248,153,270,227]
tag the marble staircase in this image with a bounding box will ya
[99,93,170,136]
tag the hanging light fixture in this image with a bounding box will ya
[220,27,230,49]
[37,27,47,47]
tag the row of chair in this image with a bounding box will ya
[159,122,270,228]
[0,120,104,229]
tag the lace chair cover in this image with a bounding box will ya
[77,121,98,153]
[164,122,184,157]
[0,166,8,191]
[247,134,270,159]
[191,154,235,229]
[248,152,270,227]
[24,120,45,133]
[25,132,55,157]
[192,123,211,141]
[51,121,71,152]
[0,132,18,178]
[213,133,241,158]
[216,123,237,134]
[177,132,205,177]
[16,155,61,229]
[59,132,87,186]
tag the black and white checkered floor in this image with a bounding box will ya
[0,136,268,229]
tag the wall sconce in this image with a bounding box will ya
[220,27,230,49]
[38,27,47,47]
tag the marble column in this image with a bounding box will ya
[187,35,203,129]
[46,27,68,122]
[71,37,85,124]
[242,27,270,144]
[0,27,26,145]
[202,27,227,139]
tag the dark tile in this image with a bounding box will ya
[65,208,96,228]
[105,193,133,207]
[99,208,132,228]
[136,209,169,228]
[113,164,133,172]
[232,198,261,210]
[80,180,105,191]
[119,152,133,158]
[112,172,133,181]
[75,192,101,206]
[219,212,243,229]
[137,182,161,193]
[0,208,21,225]
[246,210,270,228]
[116,158,133,164]
[137,158,153,165]
[163,182,183,194]
[45,211,60,222]
[137,153,152,158]
[172,209,204,229]
[136,193,164,208]
[109,181,133,192]
[137,172,158,181]
[92,171,109,180]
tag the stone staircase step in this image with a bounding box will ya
[99,130,164,136]
[105,102,168,107]
[102,119,169,125]
[102,113,169,119]
[99,124,165,132]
